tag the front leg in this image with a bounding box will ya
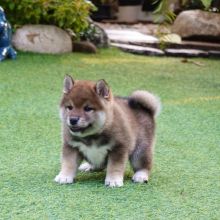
[105,146,128,187]
[54,143,82,184]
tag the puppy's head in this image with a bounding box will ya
[60,75,112,137]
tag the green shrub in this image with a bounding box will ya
[185,0,212,10]
[1,0,96,37]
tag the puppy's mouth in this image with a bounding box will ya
[69,124,92,133]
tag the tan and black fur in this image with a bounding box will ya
[54,75,161,187]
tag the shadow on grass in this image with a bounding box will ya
[76,169,133,183]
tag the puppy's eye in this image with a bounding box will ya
[84,105,94,112]
[66,106,73,110]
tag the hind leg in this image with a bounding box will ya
[130,141,154,183]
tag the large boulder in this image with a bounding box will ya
[12,25,72,54]
[172,10,220,41]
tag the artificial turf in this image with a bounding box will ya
[0,48,219,219]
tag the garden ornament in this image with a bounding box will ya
[0,6,17,61]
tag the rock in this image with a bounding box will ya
[208,50,220,57]
[12,25,72,54]
[111,43,164,56]
[91,22,109,48]
[165,49,209,57]
[172,10,220,41]
[81,21,109,48]
[106,29,158,44]
[73,41,97,53]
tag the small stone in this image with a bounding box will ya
[73,41,97,53]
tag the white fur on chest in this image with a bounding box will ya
[69,140,112,168]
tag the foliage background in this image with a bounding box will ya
[1,0,95,37]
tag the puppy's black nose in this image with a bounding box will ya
[69,117,79,126]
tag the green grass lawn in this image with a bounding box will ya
[0,49,219,220]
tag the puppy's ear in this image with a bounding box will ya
[63,75,74,94]
[95,79,110,100]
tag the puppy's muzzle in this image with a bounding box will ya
[69,117,80,126]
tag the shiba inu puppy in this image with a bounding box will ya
[54,75,161,187]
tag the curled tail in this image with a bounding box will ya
[129,90,161,118]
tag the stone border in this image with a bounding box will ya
[106,29,220,58]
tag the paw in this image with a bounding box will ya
[78,162,94,172]
[54,173,74,184]
[132,170,149,183]
[105,176,123,187]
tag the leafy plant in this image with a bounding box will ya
[1,0,96,37]
[182,0,213,10]
[153,0,176,24]
[200,0,212,9]
[80,20,109,47]
[153,0,213,25]
[152,0,176,50]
